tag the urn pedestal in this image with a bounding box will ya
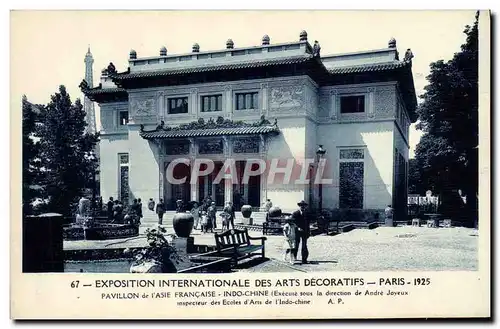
[168,236,194,272]
[242,217,254,225]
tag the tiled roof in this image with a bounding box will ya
[140,125,279,139]
[328,61,409,74]
[84,87,127,95]
[112,55,314,80]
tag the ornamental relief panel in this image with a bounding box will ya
[374,89,396,118]
[232,137,260,154]
[165,140,190,155]
[100,110,115,130]
[318,91,331,118]
[198,139,224,155]
[304,88,319,115]
[130,97,157,119]
[270,85,305,110]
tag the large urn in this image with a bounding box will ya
[241,205,253,219]
[172,212,194,238]
[268,206,282,218]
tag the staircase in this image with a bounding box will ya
[140,210,268,227]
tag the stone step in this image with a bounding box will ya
[140,211,268,224]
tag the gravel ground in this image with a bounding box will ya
[239,226,478,272]
[65,225,478,272]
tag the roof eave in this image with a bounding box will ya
[139,127,280,140]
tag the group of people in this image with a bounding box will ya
[189,199,237,233]
[106,197,143,225]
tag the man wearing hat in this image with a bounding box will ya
[208,201,217,230]
[291,200,310,264]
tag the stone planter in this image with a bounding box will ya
[172,212,194,238]
[63,223,139,241]
[241,205,252,219]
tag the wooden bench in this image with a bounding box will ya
[213,228,267,265]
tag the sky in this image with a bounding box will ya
[10,10,478,158]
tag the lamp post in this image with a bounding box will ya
[85,151,97,215]
[316,145,326,213]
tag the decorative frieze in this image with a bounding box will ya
[198,139,224,154]
[100,110,115,130]
[165,140,190,155]
[130,96,157,123]
[132,98,156,116]
[270,85,304,109]
[305,87,318,115]
[232,137,260,153]
[374,89,396,118]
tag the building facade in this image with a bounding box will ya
[81,31,417,217]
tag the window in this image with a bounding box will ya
[235,92,259,110]
[340,95,365,113]
[118,153,129,205]
[168,97,189,114]
[201,94,223,112]
[339,148,364,209]
[119,111,129,126]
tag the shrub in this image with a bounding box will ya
[130,227,180,272]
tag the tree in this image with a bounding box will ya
[407,158,422,195]
[414,11,478,226]
[37,85,99,216]
[22,95,41,215]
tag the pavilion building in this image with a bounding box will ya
[81,31,417,219]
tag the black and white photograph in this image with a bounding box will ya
[9,8,491,320]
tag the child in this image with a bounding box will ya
[200,211,212,233]
[220,211,230,231]
[282,217,297,264]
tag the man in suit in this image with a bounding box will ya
[208,201,217,230]
[291,200,310,264]
[107,197,114,221]
[223,201,236,229]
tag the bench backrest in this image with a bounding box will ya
[214,229,250,250]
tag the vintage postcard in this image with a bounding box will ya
[10,10,490,319]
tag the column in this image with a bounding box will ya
[157,91,165,120]
[224,85,233,120]
[367,87,376,118]
[112,108,118,129]
[259,134,267,209]
[225,178,233,204]
[223,136,233,203]
[260,83,269,117]
[190,88,198,119]
[188,138,197,202]
[164,161,172,207]
[158,141,165,201]
[330,89,338,120]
